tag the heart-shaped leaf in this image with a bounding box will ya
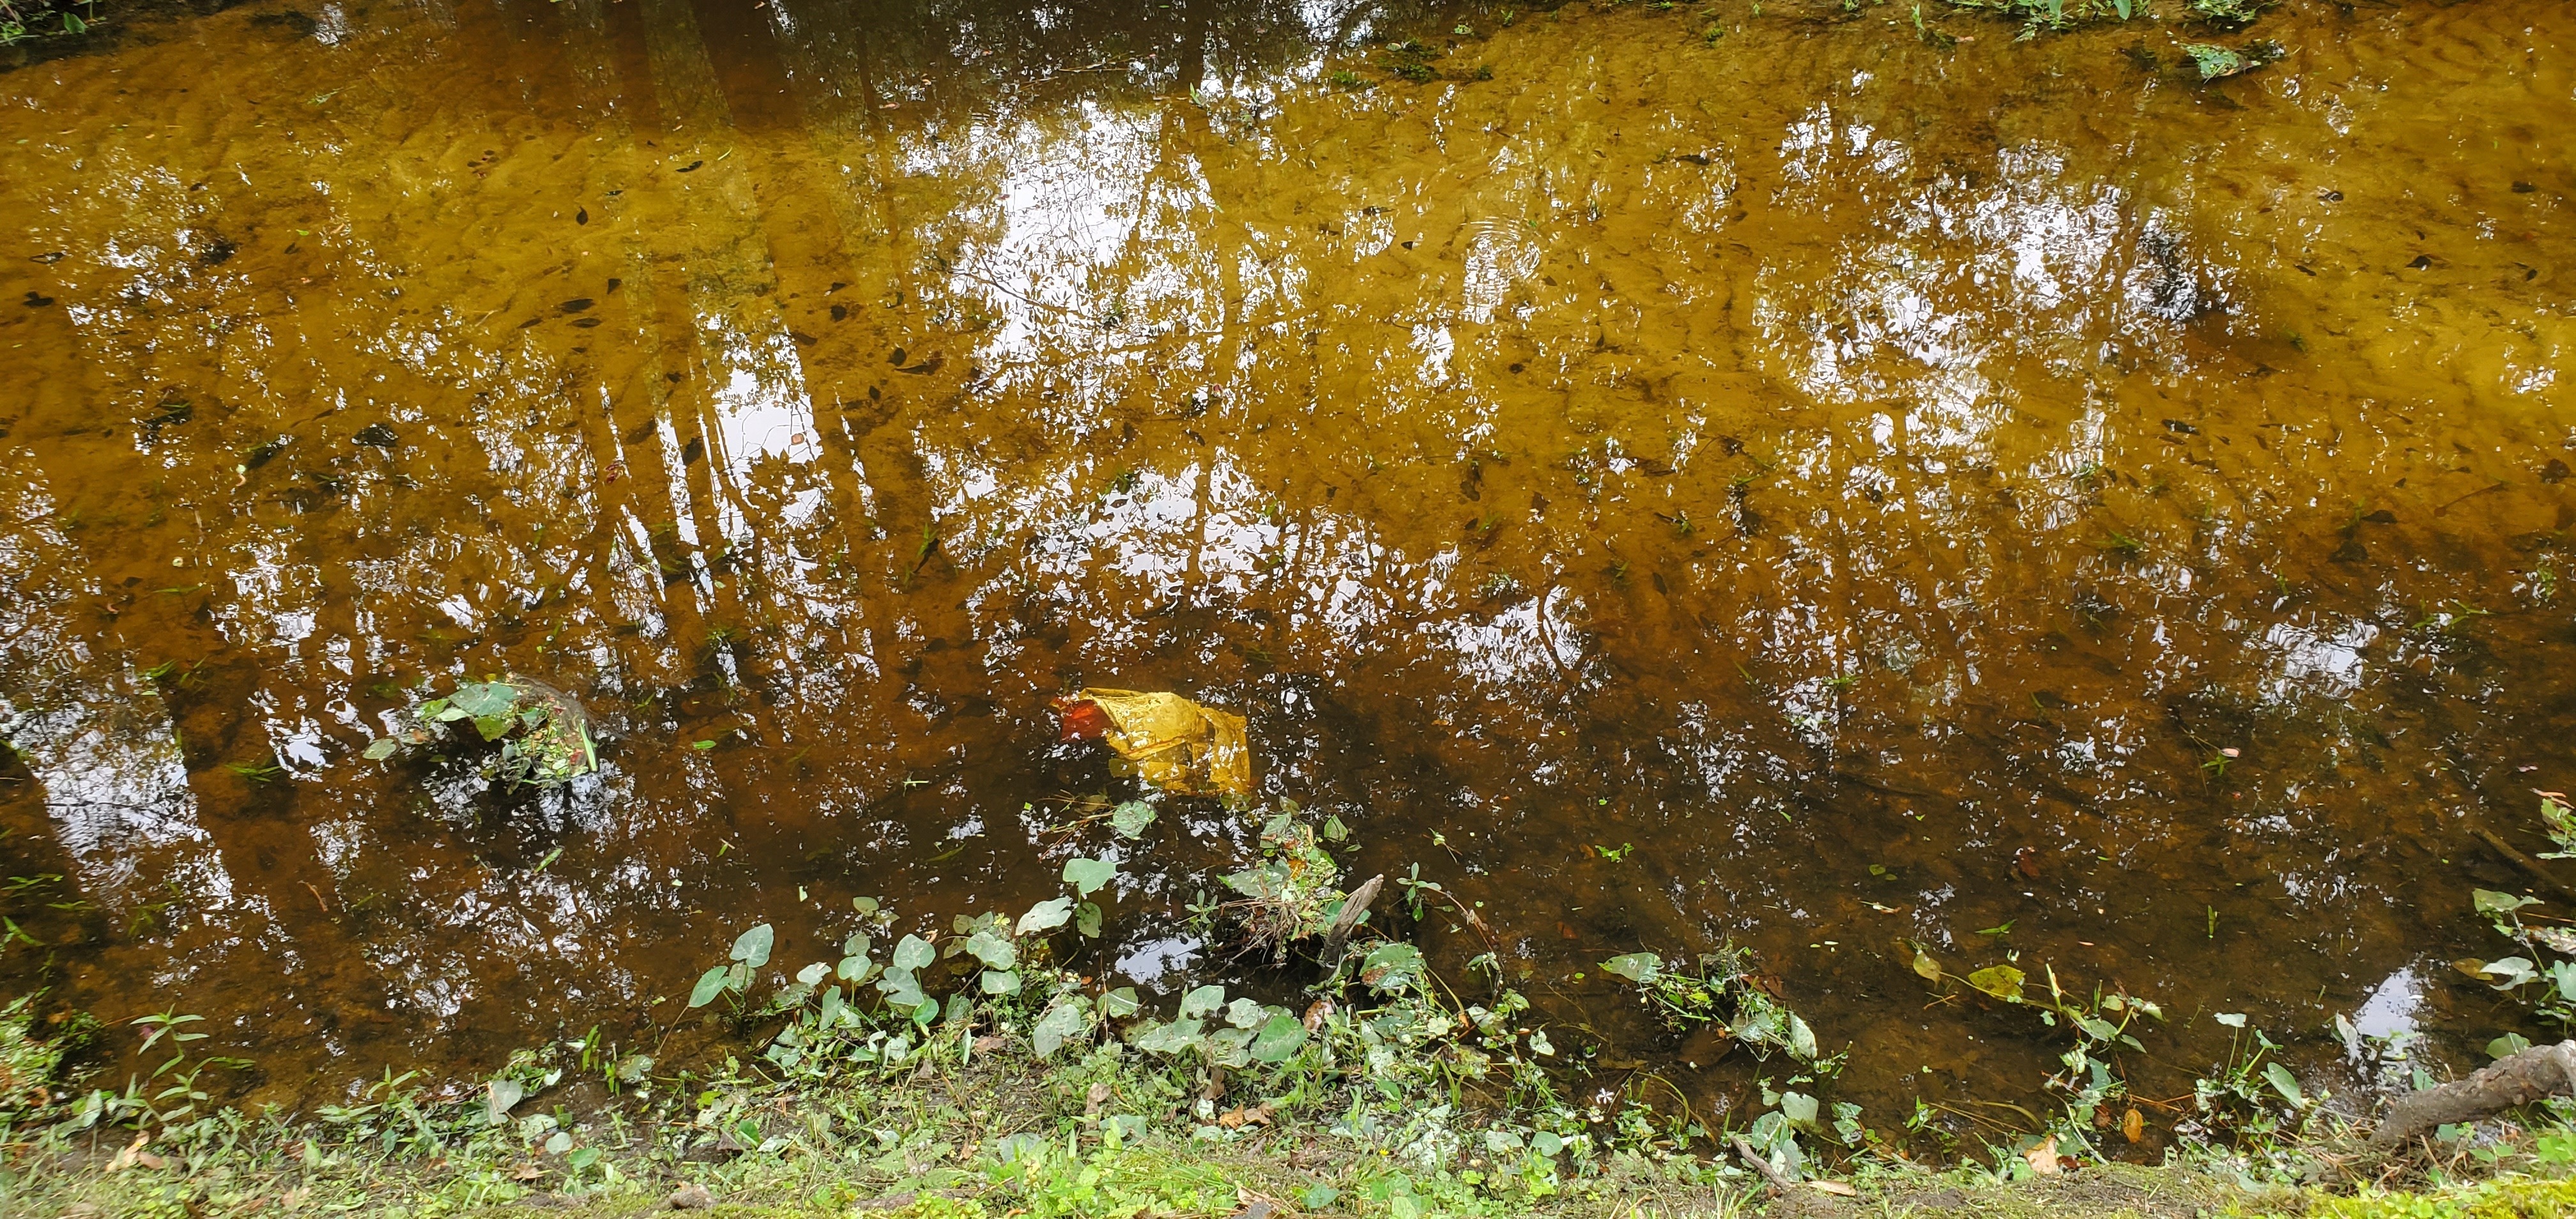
[1110,801,1157,839]
[1250,1011,1309,1062]
[1032,998,1091,1058]
[486,1078,525,1124]
[965,930,1016,970]
[1966,965,2025,1003]
[730,924,776,968]
[1601,953,1661,984]
[1179,984,1226,1019]
[1017,897,1074,935]
[1064,857,1117,898]
[893,933,935,971]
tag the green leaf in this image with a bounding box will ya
[1965,965,2025,1002]
[1601,953,1661,984]
[1779,1090,1820,1128]
[1076,901,1103,939]
[473,714,516,741]
[485,1078,524,1124]
[687,966,732,1009]
[1103,986,1141,1018]
[1110,801,1156,839]
[1225,997,1266,1029]
[836,954,877,985]
[1064,857,1117,898]
[1251,1011,1309,1062]
[1321,814,1349,841]
[796,962,831,987]
[2490,1032,2534,1061]
[1361,942,1424,993]
[450,682,519,717]
[893,934,935,971]
[965,930,1017,970]
[362,738,401,760]
[1133,1018,1205,1055]
[1786,1013,1819,1061]
[1179,985,1227,1020]
[876,967,925,1010]
[1908,944,1940,983]
[730,924,775,968]
[2475,889,2542,916]
[980,969,1020,996]
[1017,897,1074,935]
[1032,999,1091,1058]
[2262,1062,2306,1107]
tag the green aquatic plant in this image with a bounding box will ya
[362,677,596,789]
[2186,0,2273,27]
[1217,807,1349,962]
[1599,947,1819,1061]
[1942,0,2135,36]
[2180,40,2284,80]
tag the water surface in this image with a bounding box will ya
[2,0,2573,1147]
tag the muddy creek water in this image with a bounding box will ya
[2,0,2573,1146]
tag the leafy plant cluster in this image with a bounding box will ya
[0,0,95,44]
[1215,804,1355,960]
[1933,0,2273,41]
[2458,793,2576,1039]
[361,677,597,790]
[1599,947,1820,1059]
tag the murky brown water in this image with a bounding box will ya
[3,0,2573,1146]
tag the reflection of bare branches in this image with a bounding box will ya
[43,799,184,816]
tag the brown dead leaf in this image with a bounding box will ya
[970,1035,1008,1054]
[1216,1102,1275,1129]
[2122,1108,2145,1143]
[1084,1081,1114,1117]
[2023,1135,2061,1176]
[1808,1181,1859,1197]
[513,1163,546,1181]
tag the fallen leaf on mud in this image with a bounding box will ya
[2123,1108,2145,1142]
[2023,1135,2061,1176]
[1809,1181,1859,1197]
[513,1163,546,1181]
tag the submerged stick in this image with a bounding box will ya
[2373,1038,2576,1149]
[1729,1133,1797,1193]
[2471,827,2576,903]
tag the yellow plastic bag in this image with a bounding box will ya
[1051,688,1252,798]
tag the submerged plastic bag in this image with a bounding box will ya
[1051,688,1252,798]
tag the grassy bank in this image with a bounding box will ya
[7,809,2576,1218]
